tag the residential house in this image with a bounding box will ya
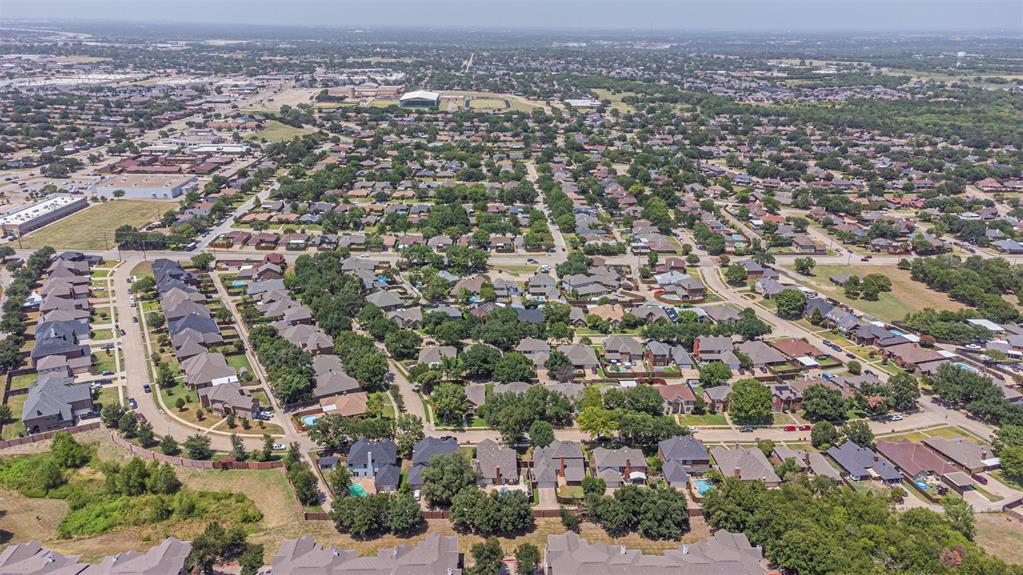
[532,440,585,488]
[475,439,519,486]
[22,376,93,433]
[826,441,902,484]
[269,534,461,575]
[602,336,644,363]
[198,382,260,420]
[347,438,400,492]
[408,436,459,488]
[659,384,697,415]
[922,436,998,474]
[710,446,781,487]
[592,447,647,488]
[659,435,711,474]
[542,530,765,575]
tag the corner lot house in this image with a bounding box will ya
[22,376,94,433]
[922,436,999,474]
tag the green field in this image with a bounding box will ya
[247,120,314,143]
[792,264,966,323]
[20,200,176,251]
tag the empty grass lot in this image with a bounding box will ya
[977,513,1023,565]
[20,201,176,251]
[247,120,314,143]
[792,264,966,323]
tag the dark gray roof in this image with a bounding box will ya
[347,438,397,469]
[826,441,902,482]
[659,435,709,463]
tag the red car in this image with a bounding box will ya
[783,425,797,432]
[798,424,812,431]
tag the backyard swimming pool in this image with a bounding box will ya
[302,415,321,427]
[349,484,368,497]
[694,478,715,496]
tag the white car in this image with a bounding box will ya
[413,489,421,501]
[888,414,904,422]
[272,443,286,450]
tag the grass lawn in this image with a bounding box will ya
[91,349,120,374]
[91,307,111,323]
[1,393,28,438]
[9,372,36,391]
[918,425,990,444]
[94,385,122,410]
[679,413,728,426]
[20,200,176,251]
[159,385,208,426]
[591,89,636,113]
[225,353,253,374]
[89,328,114,341]
[794,264,967,323]
[490,264,537,275]
[247,120,314,143]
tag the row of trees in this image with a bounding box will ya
[0,247,52,372]
[578,477,691,539]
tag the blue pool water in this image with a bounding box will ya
[231,280,247,287]
[956,363,978,373]
[302,415,320,426]
[349,484,368,497]
[915,480,929,490]
[694,479,715,496]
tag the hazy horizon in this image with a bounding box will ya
[4,0,1022,32]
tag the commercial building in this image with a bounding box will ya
[92,174,197,200]
[399,90,441,109]
[0,194,88,236]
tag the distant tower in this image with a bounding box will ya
[956,51,966,67]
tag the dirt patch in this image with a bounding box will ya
[0,491,67,545]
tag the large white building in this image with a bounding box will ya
[92,174,197,200]
[399,89,441,109]
[0,194,88,236]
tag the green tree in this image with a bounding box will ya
[467,537,504,575]
[942,496,975,541]
[328,465,352,495]
[728,379,772,426]
[793,257,816,275]
[699,362,732,387]
[577,405,618,439]
[801,384,848,422]
[493,352,534,383]
[51,432,89,468]
[528,420,555,448]
[118,412,138,438]
[184,434,212,460]
[462,344,501,379]
[395,414,425,459]
[431,383,467,424]
[147,462,182,494]
[774,289,807,320]
[136,421,155,447]
[1000,445,1023,484]
[386,491,423,533]
[384,329,422,361]
[421,453,477,508]
[724,264,748,286]
[810,420,840,450]
[843,420,875,448]
[889,373,920,412]
[160,434,181,456]
[515,543,541,575]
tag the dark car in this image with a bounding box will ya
[845,352,856,360]
[143,383,152,393]
[739,425,754,432]
[128,398,138,409]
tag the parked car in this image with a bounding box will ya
[861,255,872,261]
[136,413,147,423]
[143,384,152,393]
[272,443,286,450]
[119,328,126,336]
[739,425,754,432]
[783,425,797,432]
[798,424,812,431]
[888,414,904,422]
[845,352,856,359]
[101,370,114,376]
[972,474,989,485]
[413,489,422,501]
[128,398,137,409]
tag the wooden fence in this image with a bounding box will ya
[107,430,284,470]
[0,421,102,450]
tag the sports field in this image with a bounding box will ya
[247,120,315,143]
[20,200,175,250]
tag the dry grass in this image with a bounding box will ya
[20,201,175,251]
[976,513,1023,565]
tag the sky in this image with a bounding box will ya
[3,0,1021,32]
